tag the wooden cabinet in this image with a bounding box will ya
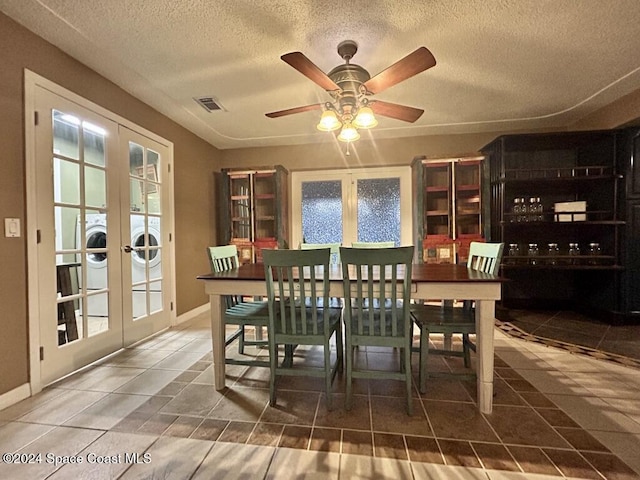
[481,130,634,322]
[412,156,486,264]
[217,166,288,263]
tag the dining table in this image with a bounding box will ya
[198,262,505,414]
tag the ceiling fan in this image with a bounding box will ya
[265,40,436,142]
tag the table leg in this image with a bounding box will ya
[210,294,226,390]
[475,300,495,414]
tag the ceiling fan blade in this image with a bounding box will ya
[265,103,324,118]
[363,47,436,94]
[370,100,424,123]
[281,52,340,91]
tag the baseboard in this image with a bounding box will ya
[0,383,31,411]
[175,303,209,326]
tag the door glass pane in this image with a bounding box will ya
[85,165,106,208]
[53,158,80,205]
[83,123,106,167]
[53,110,80,160]
[301,180,342,244]
[357,178,400,245]
[86,292,109,337]
[55,206,81,252]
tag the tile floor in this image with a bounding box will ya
[498,309,640,365]
[1,310,640,479]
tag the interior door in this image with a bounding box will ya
[119,127,171,345]
[35,87,123,384]
[33,86,171,385]
[291,167,412,248]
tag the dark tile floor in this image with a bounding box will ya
[497,308,640,363]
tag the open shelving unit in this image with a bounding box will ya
[482,130,630,322]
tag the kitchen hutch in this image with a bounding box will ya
[217,166,288,264]
[482,129,639,323]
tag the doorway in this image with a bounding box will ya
[26,72,174,388]
[290,166,412,248]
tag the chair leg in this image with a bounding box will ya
[404,344,413,416]
[239,326,245,354]
[269,342,278,407]
[462,333,471,368]
[345,345,353,411]
[324,339,333,411]
[419,327,429,394]
[336,326,344,373]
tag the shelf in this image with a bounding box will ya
[498,165,618,182]
[426,210,449,216]
[425,186,449,192]
[255,216,275,221]
[254,194,275,200]
[501,264,624,271]
[456,184,480,191]
[501,219,624,226]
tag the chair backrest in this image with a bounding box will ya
[340,246,414,338]
[466,242,504,275]
[351,241,396,248]
[263,248,332,336]
[207,245,240,273]
[300,242,341,264]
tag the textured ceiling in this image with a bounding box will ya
[3,0,640,149]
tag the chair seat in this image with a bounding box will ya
[410,304,475,332]
[273,307,342,335]
[225,300,271,323]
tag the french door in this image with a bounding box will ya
[30,79,172,385]
[291,167,412,248]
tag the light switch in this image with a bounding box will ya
[5,218,21,237]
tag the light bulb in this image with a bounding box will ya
[353,106,378,129]
[337,123,360,142]
[316,110,342,132]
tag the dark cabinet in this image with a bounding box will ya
[217,166,288,263]
[482,130,638,323]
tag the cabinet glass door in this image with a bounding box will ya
[229,174,252,241]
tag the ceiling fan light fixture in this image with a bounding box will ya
[353,106,378,129]
[316,110,342,131]
[338,123,360,142]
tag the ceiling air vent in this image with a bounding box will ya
[194,96,225,112]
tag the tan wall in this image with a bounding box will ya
[0,12,220,395]
[219,132,527,172]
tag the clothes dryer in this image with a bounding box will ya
[130,215,162,317]
[76,213,109,317]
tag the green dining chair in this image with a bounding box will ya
[351,241,396,248]
[340,245,415,415]
[207,245,270,367]
[300,242,342,308]
[263,248,344,410]
[300,242,341,264]
[411,241,504,393]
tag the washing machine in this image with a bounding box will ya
[76,213,109,317]
[130,215,162,316]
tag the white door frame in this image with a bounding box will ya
[24,70,176,394]
[290,166,413,249]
